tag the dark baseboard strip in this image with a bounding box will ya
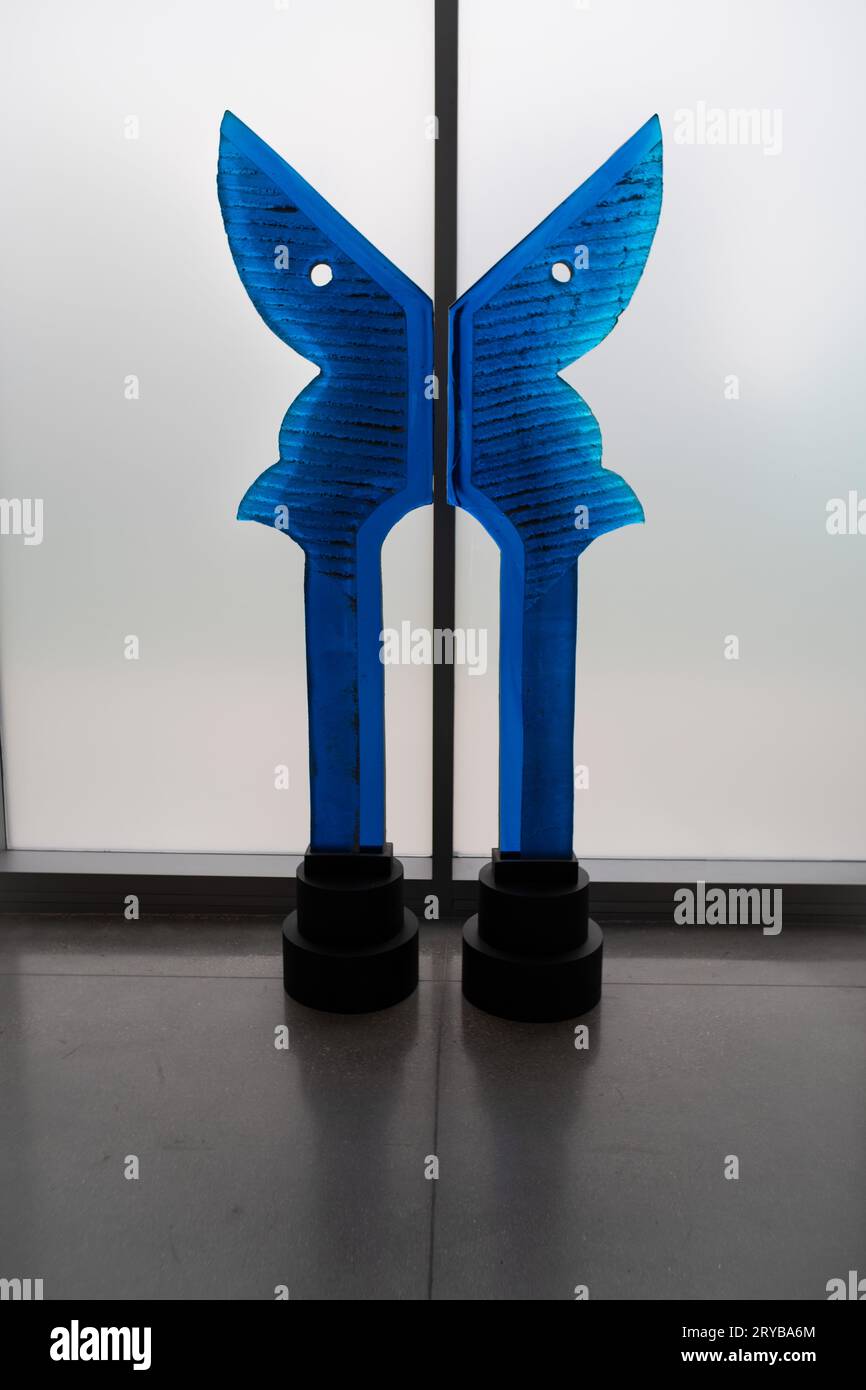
[0,851,864,921]
[0,852,432,916]
[455,880,866,924]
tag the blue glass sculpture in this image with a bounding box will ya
[449,116,663,858]
[217,112,433,853]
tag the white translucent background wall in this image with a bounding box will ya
[454,0,866,860]
[0,0,434,853]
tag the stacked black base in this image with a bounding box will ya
[282,844,418,1013]
[462,852,603,1021]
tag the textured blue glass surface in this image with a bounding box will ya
[217,112,433,851]
[449,117,663,857]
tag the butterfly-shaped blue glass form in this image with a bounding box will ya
[449,116,663,858]
[217,112,433,852]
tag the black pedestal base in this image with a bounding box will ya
[461,852,603,1022]
[463,914,603,1022]
[282,845,419,1013]
[283,907,418,1014]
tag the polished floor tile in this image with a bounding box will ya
[0,970,438,1300]
[0,917,863,1300]
[432,979,866,1300]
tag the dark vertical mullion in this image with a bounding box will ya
[0,738,7,850]
[432,0,459,910]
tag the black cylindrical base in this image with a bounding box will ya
[461,852,603,1021]
[283,845,419,1013]
[283,906,418,1013]
[463,914,603,1022]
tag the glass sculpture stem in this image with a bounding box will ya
[500,560,578,858]
[304,556,385,852]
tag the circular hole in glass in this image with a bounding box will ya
[310,263,333,287]
[551,261,573,283]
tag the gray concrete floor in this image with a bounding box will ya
[0,917,864,1300]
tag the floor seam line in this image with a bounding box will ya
[426,962,447,1301]
[2,971,865,991]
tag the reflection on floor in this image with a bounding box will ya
[0,917,864,1300]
